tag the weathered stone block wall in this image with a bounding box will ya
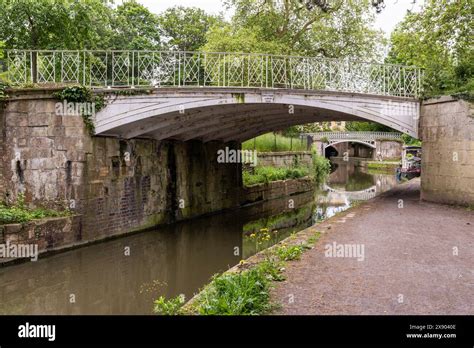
[1,216,82,260]
[420,97,474,205]
[353,143,373,158]
[79,137,172,242]
[173,140,242,221]
[242,177,313,205]
[376,140,402,160]
[256,151,313,168]
[1,90,242,247]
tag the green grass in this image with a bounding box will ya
[242,152,330,186]
[275,244,304,261]
[0,195,69,224]
[307,231,322,246]
[154,294,186,315]
[153,253,291,315]
[312,150,331,183]
[242,208,313,258]
[367,161,399,170]
[243,166,309,186]
[242,133,307,152]
[187,242,311,315]
[196,265,274,315]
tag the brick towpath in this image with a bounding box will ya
[271,179,474,314]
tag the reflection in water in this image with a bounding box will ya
[315,160,397,221]
[242,205,314,258]
[0,161,397,315]
[0,213,243,315]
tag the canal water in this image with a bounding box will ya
[0,161,398,314]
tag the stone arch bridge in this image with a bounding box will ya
[95,88,420,141]
[1,50,472,253]
[303,131,404,159]
[5,50,422,139]
[304,131,403,149]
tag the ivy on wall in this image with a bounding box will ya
[53,86,106,136]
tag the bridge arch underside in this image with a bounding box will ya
[95,89,419,142]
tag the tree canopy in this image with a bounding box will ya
[158,6,222,52]
[0,0,219,51]
[110,1,161,50]
[208,0,385,59]
[345,121,393,132]
[388,0,473,96]
[0,0,113,49]
[0,0,387,61]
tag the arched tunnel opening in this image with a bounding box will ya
[325,146,339,158]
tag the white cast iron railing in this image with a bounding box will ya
[304,132,403,141]
[2,50,423,97]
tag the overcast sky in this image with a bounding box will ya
[131,0,424,37]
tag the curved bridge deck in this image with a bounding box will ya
[94,87,420,141]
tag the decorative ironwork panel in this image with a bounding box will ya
[225,54,244,86]
[290,57,310,89]
[246,55,264,87]
[348,61,373,93]
[112,52,130,86]
[403,68,419,98]
[387,65,403,97]
[89,52,108,87]
[307,58,326,90]
[203,53,222,86]
[270,56,288,88]
[325,59,344,92]
[367,64,385,95]
[136,52,162,86]
[136,52,153,85]
[156,52,177,86]
[61,52,80,83]
[7,51,28,85]
[182,52,201,85]
[37,51,56,83]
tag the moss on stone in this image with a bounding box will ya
[232,93,245,103]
